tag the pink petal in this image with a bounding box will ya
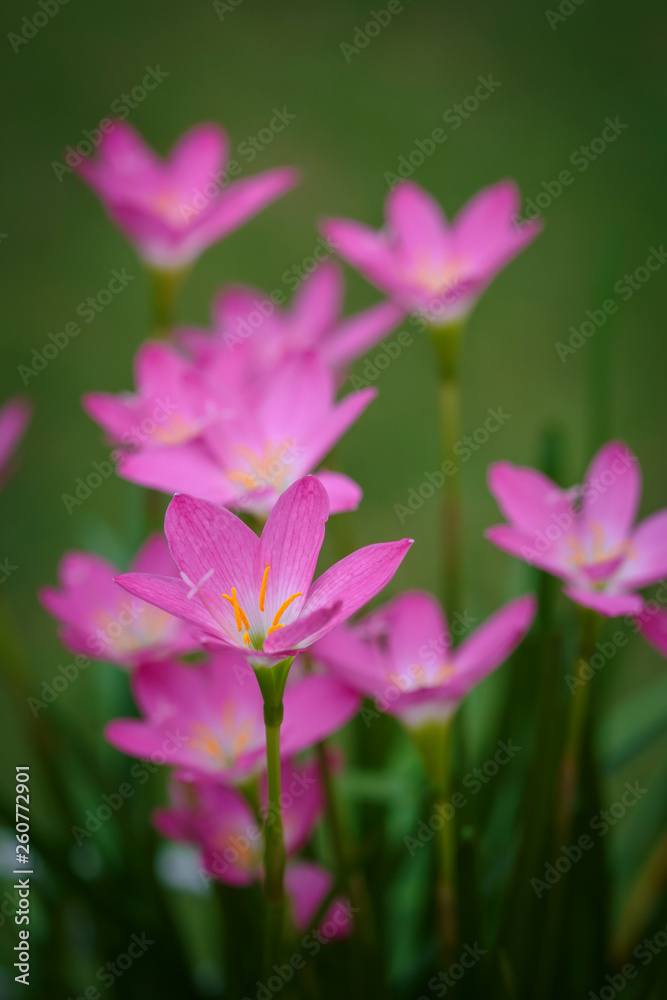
[263,603,342,654]
[299,539,413,642]
[382,591,449,670]
[304,386,377,472]
[453,180,542,273]
[115,572,228,641]
[0,396,32,471]
[314,471,362,514]
[169,123,227,192]
[131,533,179,577]
[321,218,398,295]
[581,441,640,550]
[562,586,643,617]
[614,509,667,589]
[488,461,571,535]
[285,862,353,938]
[386,180,450,259]
[450,595,536,694]
[291,261,343,342]
[256,477,329,623]
[321,300,405,368]
[282,676,360,753]
[118,443,231,504]
[638,609,667,658]
[485,524,571,579]
[313,625,386,694]
[193,167,299,248]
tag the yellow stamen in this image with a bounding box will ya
[267,623,284,636]
[222,586,250,632]
[259,565,270,612]
[271,592,302,630]
[243,631,250,646]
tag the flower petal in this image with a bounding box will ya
[562,586,643,617]
[281,675,360,754]
[450,595,536,695]
[614,508,667,589]
[313,471,362,514]
[581,441,640,550]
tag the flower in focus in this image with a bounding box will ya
[83,341,221,451]
[77,121,299,269]
[178,261,403,379]
[116,476,413,664]
[0,396,31,489]
[314,591,535,727]
[486,441,667,616]
[40,534,198,667]
[106,657,360,782]
[114,353,375,516]
[321,179,541,325]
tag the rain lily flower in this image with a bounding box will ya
[314,591,535,727]
[155,771,351,936]
[83,341,221,450]
[155,756,324,885]
[0,396,31,488]
[115,476,412,664]
[178,261,403,379]
[106,657,360,783]
[321,179,541,325]
[116,357,376,516]
[77,121,298,269]
[486,441,667,616]
[40,535,198,667]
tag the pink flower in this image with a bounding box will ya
[486,441,667,616]
[314,591,536,728]
[77,121,298,269]
[110,352,373,517]
[40,535,198,667]
[284,862,353,939]
[0,396,31,488]
[321,180,541,324]
[178,262,403,377]
[106,657,360,783]
[83,341,221,450]
[115,477,412,664]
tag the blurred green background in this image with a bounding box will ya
[1,0,667,994]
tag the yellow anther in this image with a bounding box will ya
[222,586,249,632]
[267,623,284,636]
[243,631,250,646]
[259,565,270,612]
[271,592,302,630]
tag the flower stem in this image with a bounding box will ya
[254,657,294,972]
[428,321,463,620]
[149,266,187,339]
[412,716,458,962]
[556,607,600,843]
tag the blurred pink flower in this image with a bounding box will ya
[40,534,198,667]
[321,179,540,324]
[83,341,221,450]
[315,591,535,727]
[116,477,412,663]
[77,121,298,269]
[178,262,403,377]
[0,396,31,488]
[486,441,667,617]
[118,353,373,516]
[106,657,360,783]
[637,607,667,659]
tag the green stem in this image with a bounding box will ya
[254,657,293,972]
[556,607,600,845]
[149,266,187,338]
[412,715,458,961]
[428,322,464,620]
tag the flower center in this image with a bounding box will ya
[565,521,636,586]
[227,440,295,495]
[221,564,302,649]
